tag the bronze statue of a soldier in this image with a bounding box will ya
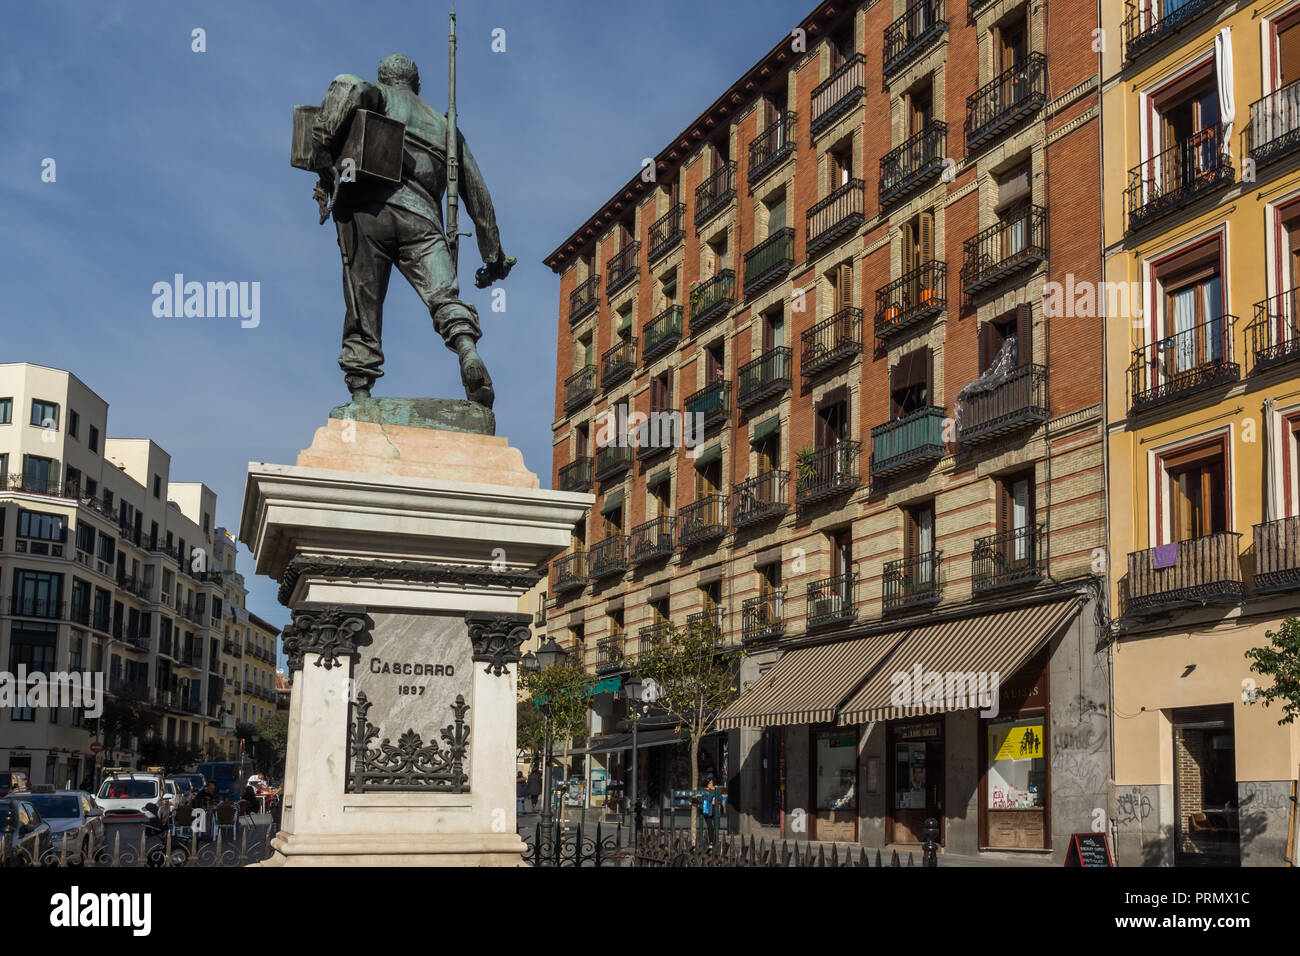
[305,52,513,408]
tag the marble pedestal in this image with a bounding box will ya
[238,409,592,866]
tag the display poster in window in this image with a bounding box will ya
[987,719,1046,809]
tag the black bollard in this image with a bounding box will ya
[922,816,939,868]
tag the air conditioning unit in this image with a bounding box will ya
[812,595,844,620]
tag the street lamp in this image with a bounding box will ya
[522,638,568,832]
[621,676,649,835]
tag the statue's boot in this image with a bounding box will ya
[455,336,495,409]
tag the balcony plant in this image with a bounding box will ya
[795,446,820,496]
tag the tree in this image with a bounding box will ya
[236,716,289,779]
[1246,616,1300,725]
[137,739,203,774]
[520,660,590,824]
[96,695,160,760]
[632,618,743,844]
[517,697,544,764]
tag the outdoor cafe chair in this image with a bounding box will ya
[214,801,238,840]
[170,805,196,841]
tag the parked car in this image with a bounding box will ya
[173,772,205,795]
[166,776,195,807]
[27,788,104,861]
[196,761,252,800]
[0,797,53,865]
[0,771,31,797]
[95,772,171,826]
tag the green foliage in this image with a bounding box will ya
[96,696,160,751]
[1245,617,1300,725]
[520,661,590,741]
[236,716,289,777]
[137,739,203,774]
[517,697,545,756]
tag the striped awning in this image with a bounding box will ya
[836,597,1083,726]
[717,631,908,730]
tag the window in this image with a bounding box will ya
[705,341,725,386]
[88,425,99,454]
[0,397,11,424]
[0,453,7,483]
[22,455,58,490]
[96,532,116,564]
[153,475,162,499]
[30,399,59,429]
[648,474,671,518]
[997,470,1037,559]
[908,79,933,136]
[1154,239,1225,376]
[979,305,1033,373]
[996,8,1028,73]
[9,624,56,720]
[13,569,63,617]
[815,389,848,450]
[18,510,66,543]
[696,458,722,499]
[815,728,858,812]
[889,347,932,417]
[68,409,79,439]
[765,190,788,235]
[829,142,853,189]
[1162,440,1228,542]
[905,500,936,582]
[996,163,1032,260]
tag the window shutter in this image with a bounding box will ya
[978,323,997,371]
[919,212,934,264]
[902,221,916,274]
[905,508,918,559]
[834,262,853,312]
[1280,21,1300,85]
[921,345,933,403]
[1016,304,1033,367]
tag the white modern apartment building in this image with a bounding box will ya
[0,362,276,787]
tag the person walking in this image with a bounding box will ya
[527,768,542,812]
[515,772,528,815]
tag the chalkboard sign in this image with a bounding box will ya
[1064,832,1114,867]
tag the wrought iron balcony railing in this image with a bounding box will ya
[601,338,637,389]
[563,365,597,412]
[961,204,1046,295]
[1249,79,1300,167]
[594,441,633,480]
[643,305,683,362]
[595,635,626,674]
[744,227,795,296]
[551,551,588,594]
[607,242,640,296]
[806,571,860,628]
[570,274,600,324]
[9,596,64,619]
[883,0,946,77]
[956,364,1048,445]
[588,535,630,580]
[108,676,150,700]
[558,457,594,493]
[875,261,945,340]
[1249,288,1300,373]
[748,111,797,183]
[686,606,726,641]
[741,590,784,643]
[879,122,947,208]
[1125,532,1242,615]
[648,203,686,262]
[883,551,943,612]
[801,307,863,378]
[1125,124,1233,232]
[636,412,678,461]
[812,54,865,135]
[1129,314,1239,412]
[965,52,1047,152]
[638,623,671,656]
[737,347,792,408]
[689,269,735,335]
[732,470,789,528]
[630,515,674,564]
[678,496,729,549]
[695,162,736,227]
[806,180,865,258]
[794,441,861,505]
[1254,516,1300,594]
[3,474,76,499]
[973,525,1046,593]
[1123,0,1226,61]
[871,406,946,478]
[685,380,731,428]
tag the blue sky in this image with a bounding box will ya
[0,0,805,634]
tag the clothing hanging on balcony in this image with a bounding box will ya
[954,334,1017,430]
[1151,542,1178,569]
[1215,27,1235,158]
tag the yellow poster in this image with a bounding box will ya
[989,723,1044,761]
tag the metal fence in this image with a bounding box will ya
[2,821,274,867]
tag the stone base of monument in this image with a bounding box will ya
[239,400,591,866]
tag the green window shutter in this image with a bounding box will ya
[693,444,722,468]
[750,416,780,445]
[647,468,671,489]
[601,490,624,514]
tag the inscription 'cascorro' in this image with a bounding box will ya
[369,657,455,676]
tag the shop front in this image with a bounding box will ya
[888,719,943,844]
[981,650,1049,850]
[811,726,858,841]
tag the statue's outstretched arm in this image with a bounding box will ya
[459,129,515,287]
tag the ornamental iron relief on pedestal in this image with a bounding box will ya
[346,692,471,793]
[466,611,532,676]
[283,603,374,671]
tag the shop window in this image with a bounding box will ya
[814,729,858,813]
[1162,440,1228,542]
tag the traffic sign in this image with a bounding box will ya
[89,742,104,754]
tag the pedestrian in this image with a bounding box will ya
[527,768,542,811]
[702,779,718,843]
[194,781,220,810]
[516,772,527,815]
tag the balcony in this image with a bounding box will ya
[9,596,64,619]
[731,470,790,528]
[600,338,637,389]
[956,364,1048,445]
[883,552,943,612]
[748,111,797,184]
[686,606,726,642]
[636,412,678,461]
[630,515,675,564]
[883,0,946,77]
[643,305,683,362]
[594,442,633,480]
[3,474,76,499]
[685,380,731,429]
[1249,80,1300,168]
[744,227,795,296]
[570,274,600,324]
[965,52,1047,152]
[695,162,736,227]
[871,406,946,478]
[737,347,792,409]
[1254,517,1300,594]
[794,441,862,505]
[801,308,863,378]
[1249,289,1300,373]
[638,623,671,656]
[563,365,597,412]
[875,261,946,341]
[973,525,1046,594]
[812,54,865,135]
[551,551,587,595]
[595,635,626,675]
[108,676,150,700]
[607,242,640,296]
[1125,532,1243,615]
[588,535,630,580]
[688,270,736,335]
[1123,0,1226,61]
[648,203,686,263]
[741,590,785,643]
[677,496,729,549]
[879,123,947,208]
[806,180,865,258]
[558,457,594,493]
[116,574,149,600]
[960,204,1046,295]
[1129,315,1239,413]
[806,572,860,629]
[1125,125,1233,232]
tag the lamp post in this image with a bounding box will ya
[621,676,647,836]
[522,638,568,833]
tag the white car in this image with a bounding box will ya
[95,773,172,825]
